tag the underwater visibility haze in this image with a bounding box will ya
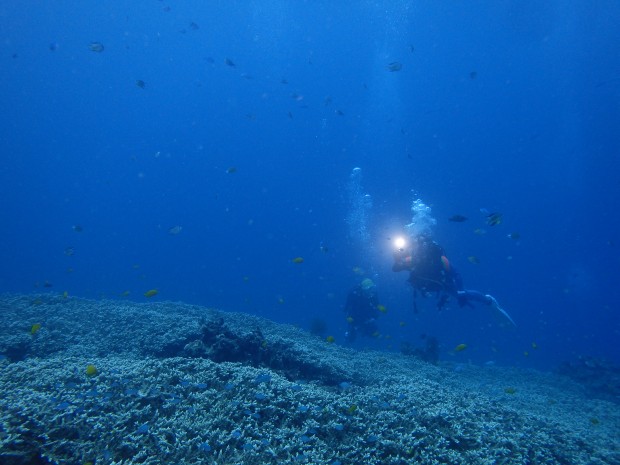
[1,2,620,464]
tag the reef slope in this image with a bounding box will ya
[0,294,618,465]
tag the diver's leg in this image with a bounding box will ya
[484,294,516,327]
[345,326,357,343]
[458,290,516,326]
[457,289,490,306]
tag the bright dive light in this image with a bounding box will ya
[394,236,407,250]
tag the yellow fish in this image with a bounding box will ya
[85,364,98,376]
[31,323,42,335]
[292,257,304,264]
[346,316,354,324]
[120,290,130,297]
[486,212,503,226]
[144,289,158,298]
[467,256,480,264]
[454,343,467,352]
[325,335,335,343]
[377,304,387,313]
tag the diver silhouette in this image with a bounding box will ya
[343,278,381,342]
[392,234,516,326]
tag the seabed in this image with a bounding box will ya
[0,294,618,465]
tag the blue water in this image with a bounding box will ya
[1,1,619,370]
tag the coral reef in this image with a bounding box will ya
[0,294,619,465]
[557,356,620,403]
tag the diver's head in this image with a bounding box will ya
[360,278,376,296]
[394,236,407,252]
[392,236,413,272]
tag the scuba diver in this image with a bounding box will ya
[392,234,516,326]
[344,278,382,342]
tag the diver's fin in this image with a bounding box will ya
[485,295,516,328]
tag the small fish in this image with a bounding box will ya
[504,387,516,395]
[486,212,503,226]
[49,42,59,51]
[454,343,467,352]
[352,266,364,275]
[507,232,521,240]
[43,281,53,288]
[469,71,478,79]
[189,22,199,30]
[346,316,354,324]
[387,62,402,72]
[399,321,406,327]
[531,342,538,349]
[467,256,480,264]
[64,247,75,256]
[226,167,237,174]
[287,111,293,119]
[319,243,328,253]
[409,45,415,53]
[136,80,146,89]
[448,214,468,222]
[88,42,104,53]
[325,335,335,343]
[292,257,304,264]
[281,78,288,84]
[144,289,158,298]
[72,224,83,232]
[224,58,236,67]
[377,304,387,313]
[168,225,183,235]
[335,109,344,116]
[31,323,42,335]
[62,291,68,299]
[473,228,486,235]
[120,290,130,297]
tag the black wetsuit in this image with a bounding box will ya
[344,284,380,341]
[393,235,491,311]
